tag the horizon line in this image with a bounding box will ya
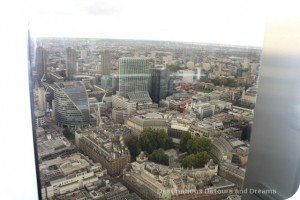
[31,36,262,49]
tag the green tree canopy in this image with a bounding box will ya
[148,148,169,166]
[63,127,74,140]
[182,154,197,168]
[179,132,192,152]
[125,135,141,161]
[140,128,173,154]
[182,151,211,168]
[194,151,211,168]
[186,137,212,155]
[167,64,181,72]
[211,77,237,87]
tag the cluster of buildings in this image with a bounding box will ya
[31,38,261,199]
[39,153,138,200]
[123,152,236,200]
[75,129,131,176]
[210,134,249,188]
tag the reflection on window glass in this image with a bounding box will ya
[29,1,300,200]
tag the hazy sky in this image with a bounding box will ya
[29,0,267,46]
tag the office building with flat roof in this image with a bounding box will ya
[35,46,48,80]
[149,68,173,103]
[125,112,168,134]
[40,153,106,199]
[119,57,150,98]
[100,50,111,75]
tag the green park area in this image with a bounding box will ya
[125,128,212,168]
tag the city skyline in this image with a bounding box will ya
[30,36,260,199]
[0,0,299,199]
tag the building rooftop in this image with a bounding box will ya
[37,135,75,160]
[144,112,164,119]
[55,189,88,200]
[210,175,236,188]
[193,121,214,130]
[54,81,85,89]
[40,153,98,184]
[123,154,231,199]
[120,193,143,200]
[127,91,152,102]
[76,129,130,163]
[128,113,167,128]
[229,140,245,148]
[88,182,129,199]
[34,110,45,117]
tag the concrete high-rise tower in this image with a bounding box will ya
[119,57,150,98]
[35,46,48,80]
[65,47,77,80]
[100,50,111,75]
[196,67,201,81]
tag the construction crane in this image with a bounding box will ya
[95,93,106,127]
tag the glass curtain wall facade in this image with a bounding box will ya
[150,68,173,103]
[119,57,150,98]
[54,81,90,128]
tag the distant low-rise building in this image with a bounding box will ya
[181,70,195,83]
[202,62,211,71]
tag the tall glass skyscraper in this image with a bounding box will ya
[150,68,173,103]
[54,81,90,128]
[119,57,150,98]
